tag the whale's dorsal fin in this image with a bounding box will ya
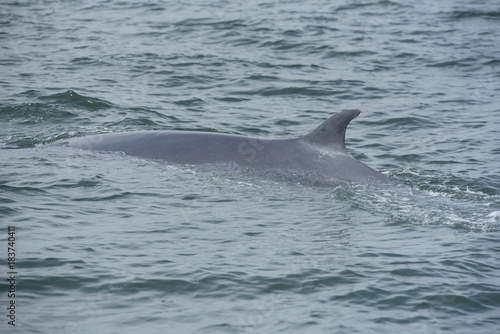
[301,109,360,153]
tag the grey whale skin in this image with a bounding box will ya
[63,109,397,186]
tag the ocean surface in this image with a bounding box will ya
[1,0,500,333]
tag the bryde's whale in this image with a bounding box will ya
[62,109,397,186]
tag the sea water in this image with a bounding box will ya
[1,1,499,333]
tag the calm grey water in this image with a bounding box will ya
[1,0,500,333]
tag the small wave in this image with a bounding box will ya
[231,86,336,97]
[449,10,500,20]
[0,101,76,120]
[38,90,113,111]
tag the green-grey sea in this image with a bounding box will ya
[1,0,499,333]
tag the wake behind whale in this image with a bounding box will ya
[60,110,399,187]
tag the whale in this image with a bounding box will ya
[61,109,398,186]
